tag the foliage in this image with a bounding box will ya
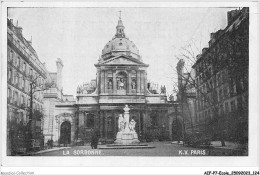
[184,132,211,148]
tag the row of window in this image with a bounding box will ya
[8,30,45,72]
[8,48,45,84]
[196,98,237,122]
[8,109,28,127]
[7,87,43,111]
[8,67,45,97]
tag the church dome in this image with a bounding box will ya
[100,16,141,61]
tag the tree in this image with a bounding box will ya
[171,10,248,146]
[14,72,54,152]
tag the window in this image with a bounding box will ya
[29,68,33,77]
[14,92,18,105]
[8,88,12,103]
[23,62,26,72]
[22,78,25,89]
[85,113,95,128]
[225,102,229,113]
[8,68,12,80]
[15,72,18,85]
[10,50,14,60]
[231,100,236,112]
[21,95,24,106]
[17,57,20,68]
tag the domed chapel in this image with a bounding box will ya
[54,14,170,144]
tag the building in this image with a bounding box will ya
[53,16,169,145]
[42,58,77,144]
[7,19,48,155]
[192,8,249,142]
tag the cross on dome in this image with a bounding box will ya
[115,10,125,38]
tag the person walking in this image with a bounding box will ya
[91,130,99,149]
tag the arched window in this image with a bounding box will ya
[116,72,127,90]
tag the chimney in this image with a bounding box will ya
[196,54,202,60]
[16,26,23,34]
[56,58,63,90]
[202,48,208,54]
[28,36,32,45]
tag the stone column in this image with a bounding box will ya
[138,111,141,135]
[137,70,141,93]
[144,71,147,95]
[140,71,145,93]
[71,115,75,145]
[100,70,105,93]
[127,71,131,94]
[113,70,117,94]
[104,112,107,139]
[100,111,103,138]
[113,111,117,138]
[104,70,107,93]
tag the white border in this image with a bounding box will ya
[1,0,259,172]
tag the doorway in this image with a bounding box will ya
[60,121,71,145]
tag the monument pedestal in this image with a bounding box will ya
[100,105,154,149]
[114,132,140,144]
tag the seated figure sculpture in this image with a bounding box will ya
[129,119,136,132]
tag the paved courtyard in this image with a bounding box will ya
[36,142,212,156]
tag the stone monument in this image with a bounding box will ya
[114,105,140,144]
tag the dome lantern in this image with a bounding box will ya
[115,10,125,38]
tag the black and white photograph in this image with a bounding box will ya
[1,1,259,175]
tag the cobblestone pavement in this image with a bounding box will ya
[36,142,212,156]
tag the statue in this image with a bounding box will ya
[129,119,136,132]
[108,79,113,89]
[131,79,136,89]
[119,78,125,89]
[118,114,125,132]
[115,105,140,144]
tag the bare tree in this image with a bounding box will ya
[170,12,248,147]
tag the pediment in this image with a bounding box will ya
[101,55,146,66]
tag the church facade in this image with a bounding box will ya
[53,16,170,145]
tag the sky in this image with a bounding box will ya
[8,7,236,97]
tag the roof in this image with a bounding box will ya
[100,16,141,62]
